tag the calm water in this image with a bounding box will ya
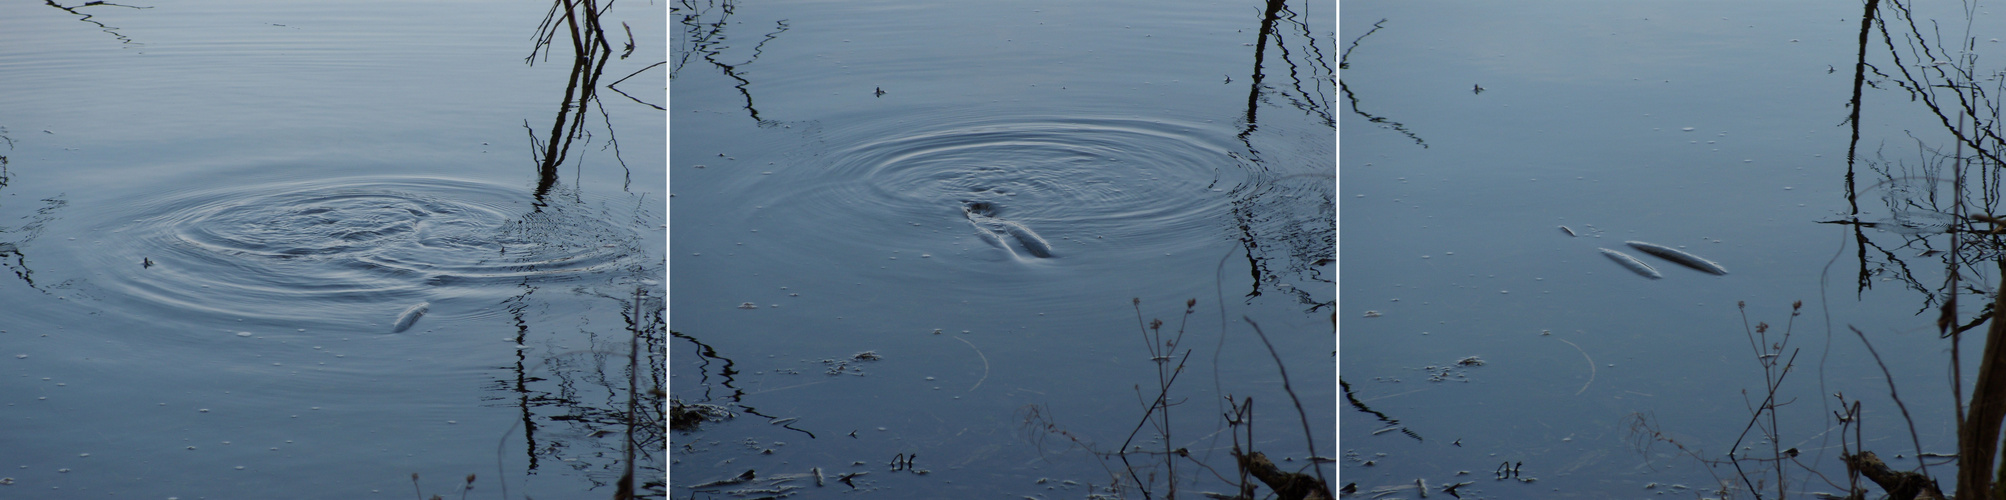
[1,1,665,498]
[1342,1,2006,498]
[670,0,1334,498]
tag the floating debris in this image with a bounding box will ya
[690,469,756,489]
[390,302,430,333]
[670,399,736,431]
[836,471,868,488]
[1598,248,1662,280]
[1624,240,1728,275]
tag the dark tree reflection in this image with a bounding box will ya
[1231,0,1335,313]
[480,2,666,497]
[672,0,789,126]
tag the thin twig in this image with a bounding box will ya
[952,336,989,392]
[1848,325,1930,480]
[1552,337,1595,395]
[1243,316,1330,497]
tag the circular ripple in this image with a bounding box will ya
[92,177,644,327]
[765,118,1243,263]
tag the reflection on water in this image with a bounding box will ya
[493,279,665,497]
[1232,0,1334,312]
[1335,19,1425,149]
[42,0,148,47]
[0,133,64,290]
[673,0,786,124]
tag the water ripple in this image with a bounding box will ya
[759,117,1242,266]
[90,177,643,328]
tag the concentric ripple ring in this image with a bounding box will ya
[89,176,643,328]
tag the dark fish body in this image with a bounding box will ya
[1624,241,1728,275]
[1598,248,1662,279]
[391,302,430,333]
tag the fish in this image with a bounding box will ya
[1624,241,1728,275]
[992,218,1053,258]
[1559,226,1576,237]
[962,202,1053,258]
[391,301,430,333]
[1598,248,1662,280]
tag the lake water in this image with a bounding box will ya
[1342,1,2006,498]
[670,0,1335,498]
[0,1,666,498]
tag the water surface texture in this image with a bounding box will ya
[1343,1,2006,498]
[671,0,1335,498]
[0,1,665,498]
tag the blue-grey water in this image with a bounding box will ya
[1,1,665,498]
[1343,1,2006,498]
[671,0,1335,498]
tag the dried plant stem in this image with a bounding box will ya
[1850,326,1931,484]
[1244,316,1330,497]
[1959,259,2006,500]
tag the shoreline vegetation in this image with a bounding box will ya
[1629,0,2006,498]
[1019,299,1333,500]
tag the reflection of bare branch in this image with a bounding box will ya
[1874,0,2006,166]
[608,61,667,110]
[1271,1,1333,127]
[43,0,149,46]
[1336,19,1424,148]
[1339,19,1384,69]
[1340,80,1426,149]
[526,0,664,201]
[676,1,788,123]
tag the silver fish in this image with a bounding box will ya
[1598,248,1662,280]
[1624,241,1728,275]
[1559,226,1576,237]
[391,302,430,333]
[992,218,1052,258]
[963,202,1053,258]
